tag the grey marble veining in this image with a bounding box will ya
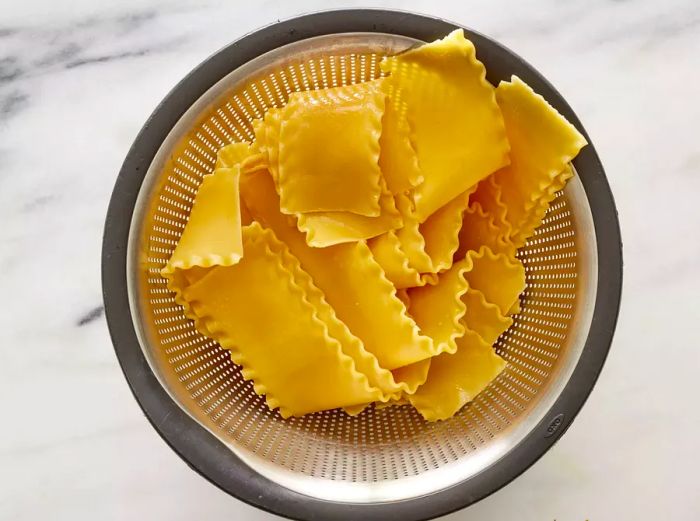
[1,0,698,520]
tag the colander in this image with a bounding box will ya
[102,9,622,520]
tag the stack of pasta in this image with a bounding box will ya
[161,30,587,421]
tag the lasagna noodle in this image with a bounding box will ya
[254,95,402,246]
[469,174,512,238]
[406,256,475,356]
[378,80,423,194]
[277,81,385,216]
[455,202,517,260]
[253,107,283,182]
[419,187,475,272]
[215,141,266,172]
[380,29,510,222]
[162,166,243,275]
[462,287,513,346]
[462,247,526,316]
[493,76,586,240]
[295,175,403,247]
[409,328,507,421]
[183,224,382,417]
[511,164,574,247]
[367,230,424,289]
[161,166,244,326]
[343,358,432,416]
[409,268,513,421]
[393,192,433,273]
[376,188,473,284]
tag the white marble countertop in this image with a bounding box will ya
[1,0,699,519]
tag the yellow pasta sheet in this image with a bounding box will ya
[367,238,438,290]
[378,80,423,194]
[392,359,431,391]
[462,288,513,346]
[406,256,475,355]
[343,404,370,416]
[240,169,436,379]
[348,391,411,416]
[511,164,574,247]
[396,288,412,308]
[391,193,433,273]
[184,224,382,417]
[469,174,511,238]
[162,167,243,275]
[492,76,586,241]
[278,81,385,216]
[368,230,424,289]
[409,278,512,421]
[381,29,510,222]
[161,165,244,327]
[462,247,526,316]
[419,188,475,272]
[343,358,432,416]
[297,263,425,401]
[508,299,521,317]
[253,107,283,182]
[215,141,266,172]
[375,396,410,410]
[455,202,516,261]
[252,81,403,246]
[369,189,470,287]
[296,175,403,247]
[409,328,507,421]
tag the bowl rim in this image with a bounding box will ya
[102,8,623,520]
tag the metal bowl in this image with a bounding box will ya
[102,9,622,520]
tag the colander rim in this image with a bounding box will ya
[102,8,622,521]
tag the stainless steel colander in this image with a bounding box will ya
[102,9,622,520]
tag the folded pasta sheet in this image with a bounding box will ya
[455,202,516,261]
[490,76,586,244]
[462,288,513,346]
[254,80,403,246]
[183,223,382,417]
[343,358,432,416]
[368,230,424,289]
[378,82,423,194]
[409,329,507,421]
[390,193,433,274]
[469,174,511,238]
[253,107,283,182]
[511,164,574,247]
[296,175,403,247]
[162,167,243,275]
[406,257,474,354]
[370,188,470,286]
[462,247,526,316]
[161,165,243,327]
[216,141,266,172]
[408,260,515,422]
[418,188,475,272]
[278,82,385,216]
[381,29,510,222]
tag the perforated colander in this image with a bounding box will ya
[102,9,622,520]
